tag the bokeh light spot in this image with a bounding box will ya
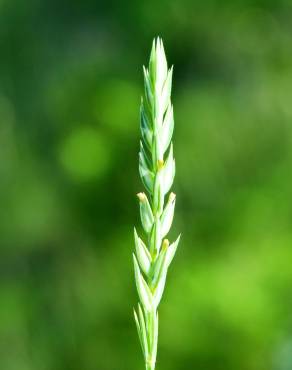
[60,126,110,182]
[95,80,139,134]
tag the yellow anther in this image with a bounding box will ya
[157,159,164,170]
[137,192,147,202]
[162,239,170,251]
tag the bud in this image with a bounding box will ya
[162,239,170,251]
[160,192,176,237]
[137,193,154,233]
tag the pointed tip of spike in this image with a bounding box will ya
[152,36,165,51]
[156,36,163,44]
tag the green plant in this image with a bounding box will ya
[133,37,180,370]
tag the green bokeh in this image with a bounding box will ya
[1,1,292,370]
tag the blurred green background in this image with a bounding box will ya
[1,0,292,369]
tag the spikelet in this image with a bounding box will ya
[133,37,180,370]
